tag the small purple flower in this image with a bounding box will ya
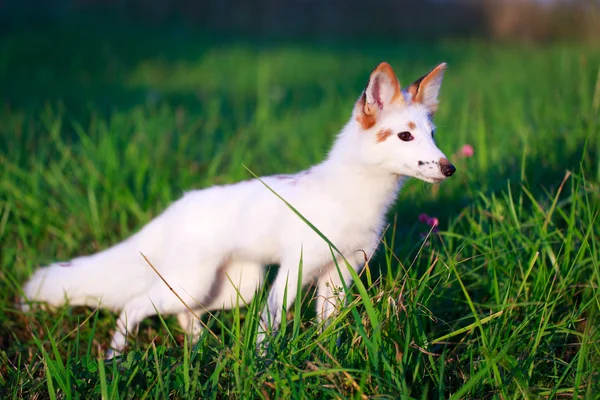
[418,213,429,223]
[427,217,439,228]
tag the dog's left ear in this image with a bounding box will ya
[408,63,447,115]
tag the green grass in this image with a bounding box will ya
[1,22,600,398]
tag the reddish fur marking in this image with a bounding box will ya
[376,129,393,143]
[59,262,72,267]
[408,121,416,130]
[355,93,377,130]
[356,112,377,130]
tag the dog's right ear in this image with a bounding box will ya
[355,62,403,130]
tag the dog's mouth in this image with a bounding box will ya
[416,174,446,184]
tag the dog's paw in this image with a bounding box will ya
[104,348,121,360]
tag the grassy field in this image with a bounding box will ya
[1,22,600,398]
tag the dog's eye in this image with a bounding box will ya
[431,129,436,138]
[397,131,413,142]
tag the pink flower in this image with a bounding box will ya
[460,144,474,158]
[418,213,429,223]
[427,217,439,228]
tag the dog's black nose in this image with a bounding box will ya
[439,158,456,177]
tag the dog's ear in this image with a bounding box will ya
[364,62,402,110]
[356,62,403,129]
[408,63,446,115]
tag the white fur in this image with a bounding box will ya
[22,62,454,356]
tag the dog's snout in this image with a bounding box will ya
[439,158,456,177]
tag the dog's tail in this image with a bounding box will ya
[21,221,163,312]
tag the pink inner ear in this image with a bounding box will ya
[372,76,383,109]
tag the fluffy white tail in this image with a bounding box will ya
[22,224,161,312]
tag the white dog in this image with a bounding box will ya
[23,61,455,357]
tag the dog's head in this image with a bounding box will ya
[352,62,455,183]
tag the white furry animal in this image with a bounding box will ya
[22,61,456,357]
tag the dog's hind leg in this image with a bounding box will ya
[177,309,206,344]
[106,283,199,358]
[106,251,224,358]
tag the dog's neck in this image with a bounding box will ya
[310,121,406,217]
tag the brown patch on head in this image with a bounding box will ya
[376,128,393,143]
[407,121,416,130]
[355,92,377,130]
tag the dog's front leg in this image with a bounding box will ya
[315,256,359,328]
[256,261,302,351]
